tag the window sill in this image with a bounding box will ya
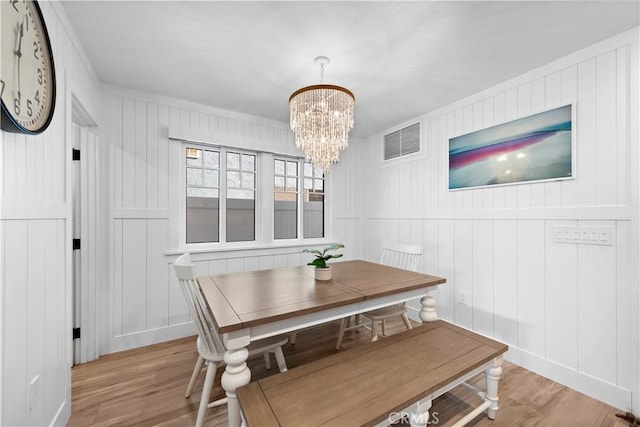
[165,239,337,257]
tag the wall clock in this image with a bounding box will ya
[1,0,56,135]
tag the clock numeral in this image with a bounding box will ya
[37,68,43,85]
[26,100,33,117]
[33,41,39,60]
[34,90,40,106]
[14,98,21,116]
[0,80,4,98]
[10,0,19,13]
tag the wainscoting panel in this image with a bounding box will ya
[342,29,638,410]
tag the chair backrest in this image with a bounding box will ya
[380,241,422,272]
[173,253,225,355]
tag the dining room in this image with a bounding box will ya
[1,1,639,426]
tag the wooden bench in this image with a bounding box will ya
[237,320,508,427]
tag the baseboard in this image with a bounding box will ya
[49,399,70,427]
[406,308,632,411]
[107,322,197,354]
[506,346,632,411]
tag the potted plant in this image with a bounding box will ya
[303,244,344,280]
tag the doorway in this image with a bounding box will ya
[71,96,100,365]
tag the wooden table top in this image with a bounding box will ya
[198,260,446,334]
[237,321,508,427]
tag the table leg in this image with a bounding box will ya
[222,332,251,427]
[485,356,503,419]
[419,292,438,322]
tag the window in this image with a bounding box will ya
[186,147,220,243]
[185,146,255,244]
[303,162,324,238]
[185,143,327,246]
[274,159,298,239]
[273,158,325,240]
[226,152,256,242]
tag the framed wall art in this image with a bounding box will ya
[448,104,574,190]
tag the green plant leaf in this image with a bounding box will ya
[307,259,327,268]
[322,243,344,254]
[302,248,323,256]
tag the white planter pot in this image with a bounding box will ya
[315,266,332,281]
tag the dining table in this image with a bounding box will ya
[196,259,446,427]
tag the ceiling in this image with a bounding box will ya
[61,1,639,138]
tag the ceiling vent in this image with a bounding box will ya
[384,123,420,160]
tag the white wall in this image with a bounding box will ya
[0,3,101,426]
[336,28,639,411]
[101,85,362,353]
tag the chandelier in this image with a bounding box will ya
[289,56,355,171]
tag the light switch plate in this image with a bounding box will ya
[552,226,613,246]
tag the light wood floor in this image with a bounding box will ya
[68,319,629,427]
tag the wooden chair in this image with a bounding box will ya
[335,242,422,349]
[173,253,288,427]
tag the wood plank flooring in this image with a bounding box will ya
[68,319,629,427]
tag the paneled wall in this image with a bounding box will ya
[0,3,101,426]
[102,86,362,352]
[336,29,638,410]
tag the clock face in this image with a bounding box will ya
[1,0,55,134]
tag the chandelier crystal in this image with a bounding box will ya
[289,57,355,171]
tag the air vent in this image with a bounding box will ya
[384,123,420,160]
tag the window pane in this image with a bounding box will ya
[204,169,218,188]
[227,193,255,242]
[315,179,324,191]
[187,168,203,186]
[304,194,324,238]
[227,152,240,170]
[186,194,219,243]
[275,176,285,190]
[187,148,202,167]
[275,192,297,239]
[275,160,285,175]
[241,154,255,171]
[204,151,219,169]
[304,162,313,177]
[228,189,254,199]
[241,172,255,189]
[286,161,297,176]
[286,177,297,191]
[187,187,218,198]
[304,178,313,190]
[227,171,240,188]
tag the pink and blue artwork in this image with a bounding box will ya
[449,105,572,190]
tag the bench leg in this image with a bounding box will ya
[410,397,432,427]
[485,357,503,419]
